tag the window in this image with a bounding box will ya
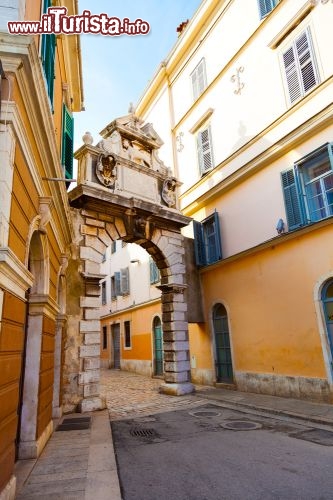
[258,0,279,19]
[111,275,118,300]
[191,58,207,101]
[41,0,56,104]
[122,241,127,248]
[124,320,131,348]
[149,258,160,284]
[102,326,107,350]
[101,281,107,305]
[281,143,333,230]
[111,241,117,254]
[111,268,130,297]
[197,125,214,176]
[61,104,74,182]
[282,28,319,104]
[193,211,222,266]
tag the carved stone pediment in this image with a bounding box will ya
[75,114,182,209]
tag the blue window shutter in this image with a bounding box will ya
[281,169,304,230]
[114,272,121,296]
[258,0,278,19]
[61,104,74,180]
[213,211,222,261]
[193,220,206,266]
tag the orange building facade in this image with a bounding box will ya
[0,1,83,497]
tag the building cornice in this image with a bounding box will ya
[100,297,161,320]
[0,247,33,300]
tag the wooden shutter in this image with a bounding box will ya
[191,59,206,100]
[295,29,318,94]
[282,45,302,104]
[213,211,222,261]
[121,268,130,295]
[281,169,304,230]
[62,104,74,180]
[283,28,318,104]
[101,281,106,304]
[193,220,206,266]
[114,272,121,296]
[197,126,214,175]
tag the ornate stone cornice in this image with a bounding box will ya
[0,247,33,299]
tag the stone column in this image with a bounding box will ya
[52,314,66,418]
[158,284,194,395]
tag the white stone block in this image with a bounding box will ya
[79,345,100,357]
[80,246,103,263]
[80,320,100,332]
[80,296,101,308]
[79,370,100,385]
[84,333,100,345]
[79,397,106,413]
[83,383,100,397]
[84,358,101,370]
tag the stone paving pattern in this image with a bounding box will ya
[100,369,209,420]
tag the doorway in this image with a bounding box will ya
[112,323,121,369]
[213,303,233,383]
[153,316,163,376]
[322,280,333,362]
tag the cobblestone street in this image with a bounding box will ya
[100,369,209,420]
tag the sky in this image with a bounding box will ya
[74,0,202,151]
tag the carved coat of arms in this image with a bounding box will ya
[96,153,117,188]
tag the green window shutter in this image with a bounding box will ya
[193,220,206,266]
[61,104,74,180]
[114,272,121,296]
[197,126,214,176]
[150,258,159,284]
[121,268,130,295]
[41,33,56,104]
[281,169,304,230]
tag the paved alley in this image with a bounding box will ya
[100,369,208,420]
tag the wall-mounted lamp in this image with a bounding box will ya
[130,259,141,264]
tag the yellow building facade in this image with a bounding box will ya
[102,0,333,404]
[0,1,83,497]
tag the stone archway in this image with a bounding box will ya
[67,113,194,412]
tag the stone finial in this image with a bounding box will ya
[82,131,93,145]
[128,102,135,114]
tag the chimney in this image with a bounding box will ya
[176,20,189,37]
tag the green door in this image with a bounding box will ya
[153,317,163,376]
[213,304,233,383]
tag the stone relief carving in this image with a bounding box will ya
[38,197,53,233]
[122,138,151,168]
[96,153,117,188]
[162,177,177,208]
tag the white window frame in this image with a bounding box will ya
[196,124,214,176]
[190,58,207,101]
[280,26,320,105]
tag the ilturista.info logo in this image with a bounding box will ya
[8,8,150,36]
